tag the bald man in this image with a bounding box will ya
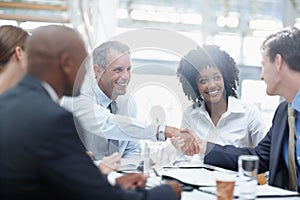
[0,25,181,200]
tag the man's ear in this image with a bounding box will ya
[93,65,104,79]
[274,53,283,71]
[59,52,72,75]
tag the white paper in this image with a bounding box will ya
[238,185,299,197]
[198,185,299,197]
[161,168,237,186]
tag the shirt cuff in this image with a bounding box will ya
[93,160,101,166]
[107,171,124,186]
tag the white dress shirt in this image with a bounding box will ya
[61,76,158,143]
[181,97,266,147]
[90,83,141,158]
[41,81,59,103]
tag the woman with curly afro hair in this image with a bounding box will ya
[177,45,266,150]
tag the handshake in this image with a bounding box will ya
[164,126,207,156]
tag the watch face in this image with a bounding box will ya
[156,125,166,141]
[159,131,166,141]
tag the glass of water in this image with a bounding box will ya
[238,155,259,200]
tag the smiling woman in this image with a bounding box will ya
[177,45,266,148]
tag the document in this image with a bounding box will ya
[161,168,236,187]
[198,185,300,198]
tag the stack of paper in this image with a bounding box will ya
[199,185,299,198]
[161,168,236,186]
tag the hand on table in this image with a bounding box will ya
[116,172,181,198]
[99,152,121,174]
[116,173,147,190]
[164,180,182,199]
[86,151,121,174]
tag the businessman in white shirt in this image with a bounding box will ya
[62,41,200,161]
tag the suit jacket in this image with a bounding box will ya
[205,101,292,190]
[0,75,178,200]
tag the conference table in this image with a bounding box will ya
[182,190,300,200]
[159,164,300,200]
[159,165,300,200]
[120,157,300,200]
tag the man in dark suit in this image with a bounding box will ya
[0,25,181,200]
[173,27,300,192]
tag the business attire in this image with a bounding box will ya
[62,82,141,160]
[205,97,300,191]
[61,75,158,141]
[0,75,178,200]
[182,97,266,147]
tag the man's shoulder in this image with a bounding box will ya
[3,84,72,120]
[116,95,137,117]
[274,100,288,115]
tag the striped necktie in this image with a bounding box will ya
[108,101,118,114]
[107,101,119,155]
[287,106,298,191]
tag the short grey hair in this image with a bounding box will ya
[92,41,130,69]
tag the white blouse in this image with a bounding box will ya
[181,97,266,147]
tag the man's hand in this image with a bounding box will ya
[164,126,180,138]
[180,129,200,156]
[115,173,147,190]
[86,150,94,160]
[165,180,182,199]
[171,129,205,156]
[86,151,121,174]
[99,152,121,174]
[164,126,200,155]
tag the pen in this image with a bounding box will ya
[152,168,160,177]
[197,187,216,196]
[162,166,215,171]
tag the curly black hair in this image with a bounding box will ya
[177,45,239,107]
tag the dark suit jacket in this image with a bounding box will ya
[0,75,178,200]
[205,101,292,190]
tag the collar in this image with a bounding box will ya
[191,96,245,115]
[226,96,245,113]
[41,81,59,103]
[92,84,113,108]
[292,90,300,113]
